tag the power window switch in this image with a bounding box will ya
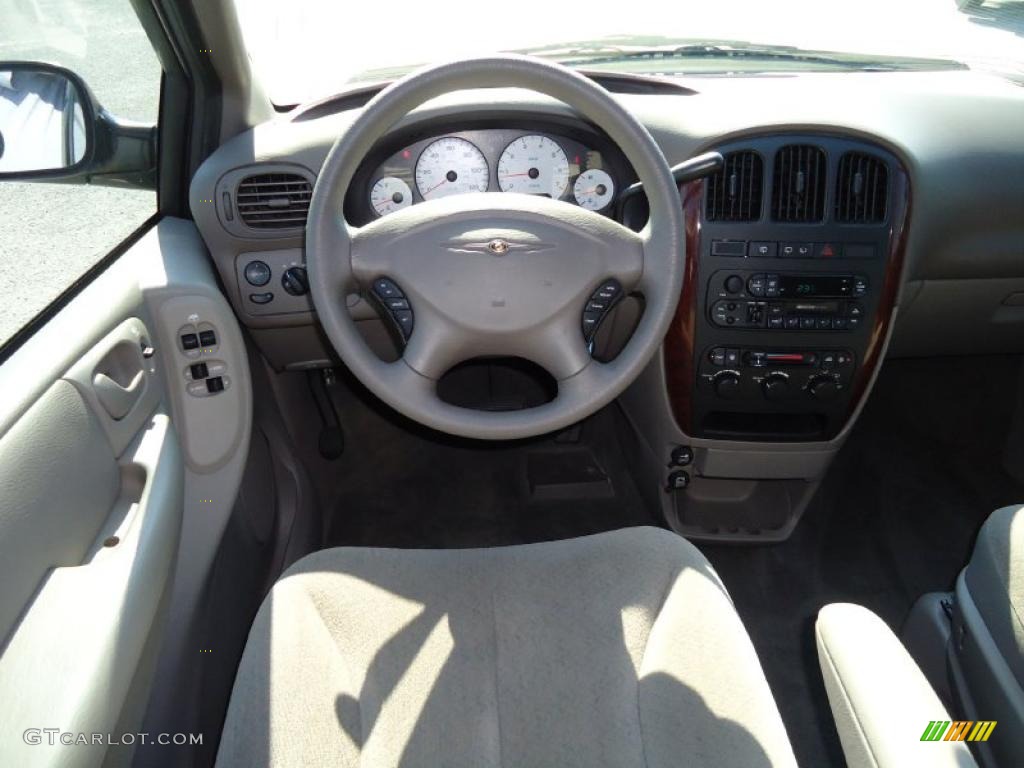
[199,330,217,347]
[190,362,209,380]
[181,333,199,350]
[206,376,225,394]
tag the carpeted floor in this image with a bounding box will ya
[321,370,659,549]
[316,354,1024,766]
[701,354,1024,766]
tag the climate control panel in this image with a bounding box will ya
[698,346,856,404]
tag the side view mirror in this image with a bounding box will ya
[0,61,156,189]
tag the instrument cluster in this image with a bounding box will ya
[361,129,621,219]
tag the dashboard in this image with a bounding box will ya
[343,125,633,225]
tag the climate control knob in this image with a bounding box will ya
[808,375,840,401]
[762,373,790,401]
[713,372,741,399]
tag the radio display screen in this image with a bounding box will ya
[777,275,853,298]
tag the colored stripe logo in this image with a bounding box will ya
[921,720,997,742]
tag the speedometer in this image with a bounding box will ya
[414,137,489,200]
[497,135,570,198]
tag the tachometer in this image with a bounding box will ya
[414,137,489,199]
[497,135,570,198]
[573,169,615,211]
[370,176,413,216]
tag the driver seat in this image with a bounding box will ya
[216,527,798,767]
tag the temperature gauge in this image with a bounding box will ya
[370,177,413,216]
[573,169,615,211]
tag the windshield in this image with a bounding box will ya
[234,0,1024,106]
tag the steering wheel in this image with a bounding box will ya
[306,55,685,440]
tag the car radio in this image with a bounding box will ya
[708,270,869,331]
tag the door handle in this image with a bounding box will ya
[92,369,145,420]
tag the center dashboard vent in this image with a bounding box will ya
[771,144,826,223]
[705,150,763,222]
[835,152,888,224]
[236,172,312,229]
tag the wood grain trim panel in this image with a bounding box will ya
[847,166,911,413]
[663,180,703,434]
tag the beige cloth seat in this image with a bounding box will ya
[216,526,797,767]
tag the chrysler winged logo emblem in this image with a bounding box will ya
[441,231,555,256]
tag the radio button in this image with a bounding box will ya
[833,317,849,330]
[781,242,814,258]
[749,242,778,258]
[785,316,800,330]
[747,275,767,297]
[800,317,816,330]
[724,275,745,294]
[848,317,863,330]
[816,317,834,330]
[768,316,785,329]
[845,244,876,259]
[711,240,747,257]
[847,302,865,317]
[853,276,868,295]
[765,275,780,297]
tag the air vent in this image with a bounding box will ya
[835,152,888,224]
[771,145,827,223]
[236,172,312,229]
[705,151,763,222]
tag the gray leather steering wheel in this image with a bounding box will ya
[306,55,685,440]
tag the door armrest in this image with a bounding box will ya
[816,603,978,768]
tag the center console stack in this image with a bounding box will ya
[623,133,909,542]
[667,135,908,444]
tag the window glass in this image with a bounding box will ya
[0,0,162,348]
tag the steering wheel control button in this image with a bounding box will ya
[669,445,694,468]
[243,260,272,286]
[281,266,309,296]
[594,280,621,301]
[384,297,410,311]
[581,279,624,343]
[372,278,404,300]
[249,292,274,304]
[392,310,414,337]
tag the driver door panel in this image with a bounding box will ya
[0,218,251,768]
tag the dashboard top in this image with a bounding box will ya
[190,68,1024,345]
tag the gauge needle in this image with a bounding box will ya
[500,172,532,178]
[424,178,448,196]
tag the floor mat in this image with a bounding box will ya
[321,375,660,549]
[701,354,1024,767]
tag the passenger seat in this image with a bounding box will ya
[820,504,1024,768]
